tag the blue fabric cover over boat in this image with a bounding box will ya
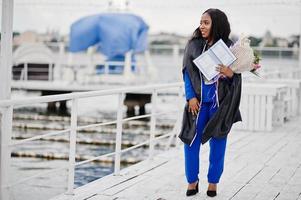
[69,13,149,58]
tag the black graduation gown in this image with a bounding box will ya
[178,38,242,145]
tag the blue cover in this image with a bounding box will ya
[69,13,149,58]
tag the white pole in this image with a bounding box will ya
[0,0,13,100]
[58,42,65,80]
[124,51,133,80]
[24,63,28,81]
[114,92,124,175]
[299,4,301,68]
[149,89,157,160]
[0,0,14,199]
[175,86,184,148]
[164,85,184,150]
[0,107,12,200]
[172,44,180,66]
[66,99,78,195]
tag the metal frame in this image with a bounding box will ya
[0,1,14,200]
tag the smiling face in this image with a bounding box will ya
[199,12,212,42]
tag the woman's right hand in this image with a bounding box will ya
[188,97,200,116]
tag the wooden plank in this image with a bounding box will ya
[266,96,273,131]
[275,184,301,200]
[101,173,149,196]
[241,95,248,130]
[248,95,255,131]
[291,88,297,116]
[229,183,261,200]
[260,95,267,131]
[252,184,282,200]
[254,95,260,130]
[86,194,123,200]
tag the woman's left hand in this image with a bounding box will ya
[216,64,233,78]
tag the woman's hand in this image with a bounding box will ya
[216,64,233,78]
[188,97,199,116]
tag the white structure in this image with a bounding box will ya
[13,43,55,81]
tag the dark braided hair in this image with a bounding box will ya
[190,8,231,45]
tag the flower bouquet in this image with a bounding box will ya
[250,50,261,76]
[229,36,261,76]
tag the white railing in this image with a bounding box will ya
[12,43,137,83]
[237,68,301,131]
[237,83,288,131]
[252,46,300,60]
[11,42,300,84]
[0,82,184,199]
[14,42,300,59]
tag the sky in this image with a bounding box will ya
[1,0,301,38]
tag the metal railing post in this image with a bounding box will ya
[66,98,78,195]
[165,86,184,150]
[114,93,125,175]
[173,44,180,65]
[124,51,132,80]
[175,86,184,148]
[58,42,65,80]
[0,106,13,200]
[0,0,14,199]
[299,8,301,68]
[104,62,109,74]
[149,89,157,160]
[48,63,53,81]
[24,63,28,81]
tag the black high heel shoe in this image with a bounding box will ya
[206,190,217,197]
[186,181,199,196]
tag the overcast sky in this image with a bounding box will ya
[1,0,301,38]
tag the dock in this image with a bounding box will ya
[52,116,301,200]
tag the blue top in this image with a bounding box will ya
[183,68,216,102]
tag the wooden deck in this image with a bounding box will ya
[52,117,301,200]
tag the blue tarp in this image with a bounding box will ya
[69,13,148,74]
[69,13,149,58]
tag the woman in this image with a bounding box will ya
[178,8,242,197]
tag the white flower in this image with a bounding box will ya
[230,36,254,73]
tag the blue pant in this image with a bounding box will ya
[184,102,227,184]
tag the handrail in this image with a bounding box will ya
[10,129,70,147]
[40,42,299,52]
[75,128,175,168]
[0,82,185,197]
[0,82,183,107]
[76,110,177,131]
